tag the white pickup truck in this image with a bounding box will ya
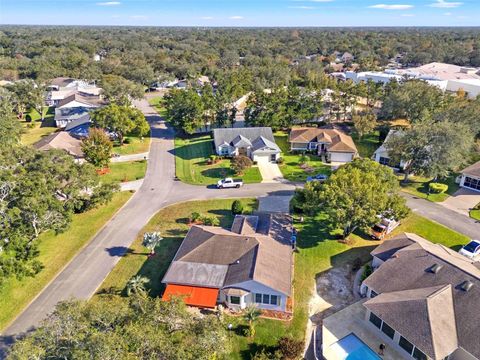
[217,178,243,189]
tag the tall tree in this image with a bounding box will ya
[81,128,113,169]
[6,80,43,120]
[352,110,377,139]
[164,88,204,134]
[0,94,22,151]
[100,74,144,106]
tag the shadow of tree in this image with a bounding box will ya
[105,246,135,257]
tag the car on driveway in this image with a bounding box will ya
[459,240,480,259]
[306,174,328,183]
[217,178,243,189]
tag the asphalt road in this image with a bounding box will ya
[0,99,296,357]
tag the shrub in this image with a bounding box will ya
[276,157,284,164]
[231,200,244,215]
[123,137,132,144]
[209,155,217,164]
[231,155,253,175]
[190,212,201,222]
[278,337,304,360]
[429,182,448,194]
[299,154,310,165]
[361,264,373,281]
[25,114,32,123]
[201,215,220,226]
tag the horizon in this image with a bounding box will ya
[1,0,479,27]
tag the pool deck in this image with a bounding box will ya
[322,300,410,360]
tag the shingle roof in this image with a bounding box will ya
[365,284,458,360]
[364,233,480,359]
[64,115,91,132]
[33,132,83,158]
[50,77,76,87]
[461,161,480,178]
[57,93,104,108]
[231,135,252,148]
[370,234,415,262]
[289,127,358,154]
[213,127,280,153]
[55,107,91,126]
[251,136,281,153]
[163,213,293,295]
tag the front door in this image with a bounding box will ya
[270,154,276,162]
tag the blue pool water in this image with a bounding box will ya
[331,333,381,360]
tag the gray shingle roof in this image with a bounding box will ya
[364,233,480,359]
[64,115,91,131]
[251,136,281,153]
[213,127,279,153]
[162,213,293,295]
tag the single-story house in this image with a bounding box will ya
[323,232,480,360]
[65,116,91,139]
[54,106,91,128]
[33,131,83,159]
[213,127,281,163]
[162,213,293,312]
[289,127,358,163]
[56,93,104,109]
[459,161,480,192]
[373,130,407,170]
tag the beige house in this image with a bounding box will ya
[289,127,358,163]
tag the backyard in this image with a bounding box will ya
[351,130,380,158]
[100,160,147,184]
[0,192,132,332]
[20,108,57,145]
[93,197,469,359]
[274,132,331,182]
[175,135,262,185]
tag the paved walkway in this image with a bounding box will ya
[402,192,480,239]
[441,188,479,217]
[111,152,149,163]
[258,195,292,213]
[0,99,296,357]
[119,179,144,191]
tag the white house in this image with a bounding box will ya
[56,93,103,109]
[459,161,480,192]
[373,130,407,170]
[213,127,281,163]
[162,213,293,312]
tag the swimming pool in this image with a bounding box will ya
[330,333,382,360]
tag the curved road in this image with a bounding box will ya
[0,99,296,355]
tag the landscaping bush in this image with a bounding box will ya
[361,264,373,282]
[231,200,244,215]
[25,114,32,123]
[299,154,310,165]
[123,137,132,144]
[429,182,448,194]
[200,215,220,226]
[276,157,284,164]
[190,212,201,223]
[208,155,217,164]
[278,337,304,360]
[231,155,253,175]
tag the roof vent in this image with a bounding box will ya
[427,263,443,274]
[460,280,473,292]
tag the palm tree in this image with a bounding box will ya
[243,305,261,338]
[142,232,162,256]
[126,275,150,297]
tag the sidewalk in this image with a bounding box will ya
[111,152,149,163]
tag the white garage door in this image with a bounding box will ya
[330,152,353,163]
[254,155,270,164]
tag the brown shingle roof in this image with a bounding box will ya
[33,132,83,158]
[365,285,458,359]
[461,161,480,178]
[289,127,358,154]
[57,93,104,108]
[364,233,480,359]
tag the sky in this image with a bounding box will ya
[0,0,479,27]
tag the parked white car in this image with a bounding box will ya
[459,240,480,259]
[216,178,243,189]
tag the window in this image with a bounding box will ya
[381,321,395,339]
[370,290,378,298]
[379,156,390,166]
[229,296,240,305]
[255,294,262,303]
[369,312,382,329]
[413,348,427,360]
[263,294,270,304]
[219,146,229,155]
[399,336,414,355]
[464,176,480,191]
[270,295,278,305]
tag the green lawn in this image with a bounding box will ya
[274,132,331,182]
[101,160,147,184]
[95,198,257,297]
[148,96,166,116]
[113,136,151,156]
[351,130,381,159]
[20,108,56,145]
[470,210,480,221]
[0,192,132,332]
[175,135,262,185]
[399,174,459,202]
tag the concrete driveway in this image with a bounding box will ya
[258,162,284,183]
[441,188,480,216]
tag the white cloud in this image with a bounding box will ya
[429,0,463,8]
[369,4,414,10]
[229,16,244,19]
[96,1,121,6]
[288,6,316,9]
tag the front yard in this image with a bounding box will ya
[274,132,331,182]
[398,174,459,202]
[100,160,147,184]
[112,135,150,156]
[0,191,132,332]
[94,196,469,359]
[175,135,262,185]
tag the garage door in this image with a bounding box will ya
[463,176,480,191]
[254,155,270,164]
[330,152,353,163]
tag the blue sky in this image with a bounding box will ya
[1,0,479,26]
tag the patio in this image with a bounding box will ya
[322,300,409,360]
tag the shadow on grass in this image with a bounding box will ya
[240,343,279,360]
[173,135,214,161]
[201,167,233,179]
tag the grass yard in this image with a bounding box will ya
[148,96,166,116]
[95,198,257,297]
[175,135,262,185]
[351,130,381,159]
[20,108,56,145]
[274,132,331,182]
[100,160,147,184]
[0,192,132,332]
[470,210,480,221]
[113,136,150,156]
[398,174,459,202]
